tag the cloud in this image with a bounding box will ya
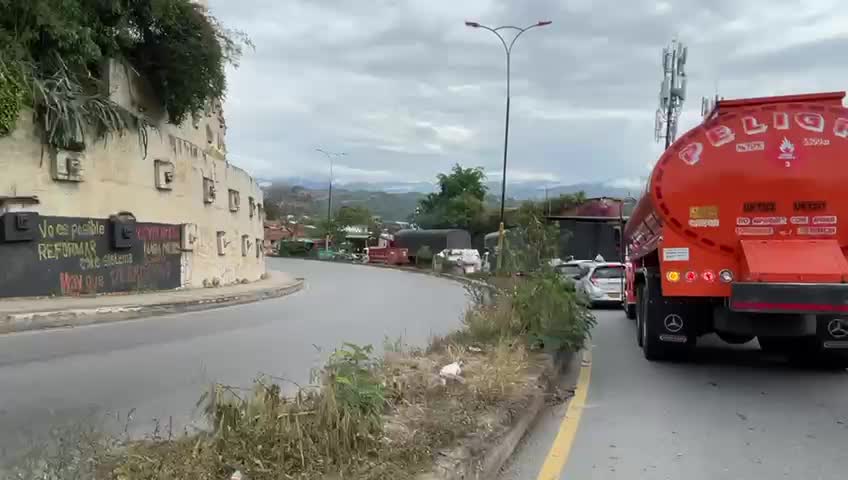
[209,0,848,186]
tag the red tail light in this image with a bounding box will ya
[590,277,598,286]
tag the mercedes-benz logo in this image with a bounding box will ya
[664,314,684,333]
[827,319,848,339]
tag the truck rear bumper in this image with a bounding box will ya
[731,282,848,314]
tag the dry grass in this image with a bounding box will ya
[10,275,582,480]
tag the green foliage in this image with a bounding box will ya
[336,205,373,227]
[94,343,388,479]
[31,62,131,151]
[125,0,250,124]
[0,60,27,136]
[278,240,312,257]
[452,272,594,353]
[316,218,346,245]
[324,343,385,418]
[500,201,561,274]
[415,164,488,230]
[0,0,248,134]
[512,272,596,352]
[415,245,433,267]
[263,201,283,220]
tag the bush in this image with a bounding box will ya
[415,245,433,268]
[449,271,594,353]
[98,343,387,479]
[0,0,250,137]
[512,271,595,352]
[278,240,312,257]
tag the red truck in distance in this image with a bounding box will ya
[624,91,848,366]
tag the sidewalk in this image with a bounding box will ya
[0,271,304,335]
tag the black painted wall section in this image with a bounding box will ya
[0,216,181,298]
[558,219,621,262]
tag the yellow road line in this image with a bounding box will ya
[536,348,593,480]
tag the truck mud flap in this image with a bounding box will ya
[817,316,848,350]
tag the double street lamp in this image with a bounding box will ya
[465,19,552,271]
[316,148,347,249]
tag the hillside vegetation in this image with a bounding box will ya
[263,183,426,222]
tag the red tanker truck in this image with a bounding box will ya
[624,91,848,366]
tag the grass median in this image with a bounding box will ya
[10,271,594,480]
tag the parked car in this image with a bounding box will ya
[576,262,625,307]
[554,260,595,282]
[435,248,482,274]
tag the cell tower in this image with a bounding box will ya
[654,39,688,149]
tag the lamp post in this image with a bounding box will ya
[465,19,552,272]
[316,148,347,250]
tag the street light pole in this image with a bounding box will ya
[465,20,552,272]
[316,148,347,250]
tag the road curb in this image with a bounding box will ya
[422,349,579,480]
[0,279,304,335]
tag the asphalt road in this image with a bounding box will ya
[500,309,848,480]
[0,259,468,462]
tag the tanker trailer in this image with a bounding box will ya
[624,92,848,366]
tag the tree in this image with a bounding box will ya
[335,205,372,227]
[415,164,487,230]
[0,0,250,142]
[316,218,346,246]
[501,201,561,274]
[264,201,282,221]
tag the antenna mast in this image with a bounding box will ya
[654,39,688,149]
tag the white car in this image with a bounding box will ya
[554,260,595,281]
[437,248,482,274]
[576,262,625,307]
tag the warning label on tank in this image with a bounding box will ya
[689,219,719,228]
[812,215,837,225]
[736,227,774,236]
[743,202,776,213]
[689,205,719,219]
[662,248,690,262]
[752,216,787,226]
[798,226,837,235]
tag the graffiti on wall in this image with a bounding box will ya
[0,216,181,298]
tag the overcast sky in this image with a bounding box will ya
[208,0,848,189]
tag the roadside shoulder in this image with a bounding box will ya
[0,271,304,335]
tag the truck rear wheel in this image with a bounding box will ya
[641,275,694,361]
[635,284,645,347]
[625,302,637,320]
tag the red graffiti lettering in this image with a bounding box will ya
[59,272,104,296]
[60,272,82,295]
[137,225,181,242]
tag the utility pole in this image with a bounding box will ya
[315,148,346,250]
[465,19,552,272]
[655,39,688,149]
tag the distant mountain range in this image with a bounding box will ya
[259,176,645,224]
[261,176,643,201]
